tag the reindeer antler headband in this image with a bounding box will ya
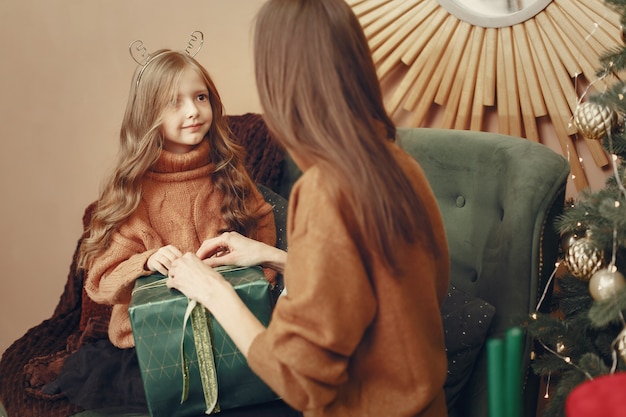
[128,30,204,89]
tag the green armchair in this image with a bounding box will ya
[402,128,568,417]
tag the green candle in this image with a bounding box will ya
[487,338,505,417]
[504,327,523,417]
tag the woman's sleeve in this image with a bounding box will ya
[247,175,377,411]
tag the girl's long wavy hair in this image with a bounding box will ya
[254,0,440,270]
[78,50,258,270]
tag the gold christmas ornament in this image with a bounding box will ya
[573,101,618,141]
[564,236,605,280]
[589,267,626,301]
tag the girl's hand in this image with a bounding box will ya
[196,232,270,267]
[146,245,183,276]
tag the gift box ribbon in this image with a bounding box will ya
[133,279,220,414]
[182,299,219,413]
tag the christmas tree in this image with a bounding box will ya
[524,1,626,416]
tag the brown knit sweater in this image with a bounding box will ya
[247,142,450,417]
[84,138,276,348]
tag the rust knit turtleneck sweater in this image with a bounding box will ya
[84,138,276,348]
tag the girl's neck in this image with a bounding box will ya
[151,138,211,174]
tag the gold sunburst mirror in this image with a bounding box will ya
[438,0,552,27]
[348,0,624,191]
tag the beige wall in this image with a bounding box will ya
[0,1,609,357]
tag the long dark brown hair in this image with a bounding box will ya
[254,0,439,270]
[78,50,258,270]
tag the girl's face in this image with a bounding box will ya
[161,68,212,154]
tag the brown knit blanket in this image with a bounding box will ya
[0,113,284,417]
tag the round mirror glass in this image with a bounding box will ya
[436,0,552,28]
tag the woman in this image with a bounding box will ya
[167,1,450,416]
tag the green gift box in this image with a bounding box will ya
[129,266,278,417]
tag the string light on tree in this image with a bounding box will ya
[615,326,626,363]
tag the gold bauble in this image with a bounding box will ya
[564,236,605,280]
[589,267,626,301]
[573,102,618,141]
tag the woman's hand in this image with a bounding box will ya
[197,232,287,273]
[166,252,265,357]
[146,245,183,275]
[166,252,231,309]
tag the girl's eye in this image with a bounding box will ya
[197,94,208,102]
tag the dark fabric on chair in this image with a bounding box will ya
[228,112,285,192]
[441,285,495,409]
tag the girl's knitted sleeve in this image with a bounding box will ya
[84,212,162,306]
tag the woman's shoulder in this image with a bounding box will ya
[388,141,433,190]
[388,141,424,171]
[289,165,342,220]
[290,165,335,200]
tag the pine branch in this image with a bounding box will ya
[588,288,626,328]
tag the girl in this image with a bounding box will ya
[51,48,292,415]
[79,48,276,349]
[167,1,451,416]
